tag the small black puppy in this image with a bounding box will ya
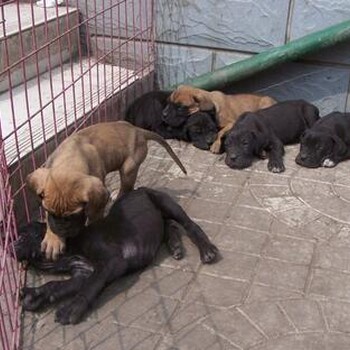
[224,100,320,173]
[125,91,174,138]
[126,91,218,150]
[180,111,218,150]
[296,112,350,168]
[15,188,218,325]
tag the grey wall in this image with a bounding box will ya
[155,0,350,114]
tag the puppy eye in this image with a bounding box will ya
[176,105,187,111]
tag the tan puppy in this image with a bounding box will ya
[27,121,187,260]
[163,85,277,153]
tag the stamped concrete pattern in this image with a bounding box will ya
[22,142,350,349]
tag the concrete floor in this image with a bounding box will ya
[21,140,350,349]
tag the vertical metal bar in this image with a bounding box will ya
[93,0,101,123]
[109,0,115,115]
[101,0,108,121]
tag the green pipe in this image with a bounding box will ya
[177,20,350,91]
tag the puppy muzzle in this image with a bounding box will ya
[48,211,86,238]
[162,105,190,127]
[192,141,210,150]
[225,154,253,169]
[295,153,320,168]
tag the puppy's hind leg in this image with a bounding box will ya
[165,219,184,260]
[142,188,219,264]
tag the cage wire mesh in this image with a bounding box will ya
[0,0,155,348]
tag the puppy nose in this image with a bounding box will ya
[230,153,237,160]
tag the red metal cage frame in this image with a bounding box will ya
[0,0,155,348]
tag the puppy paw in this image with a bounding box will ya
[41,232,65,261]
[210,141,222,154]
[200,243,219,264]
[268,160,285,173]
[55,295,88,325]
[322,158,336,168]
[21,287,49,311]
[170,245,184,260]
[258,150,267,159]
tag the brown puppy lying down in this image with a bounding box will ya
[27,121,187,261]
[163,85,277,153]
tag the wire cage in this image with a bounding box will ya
[0,0,155,348]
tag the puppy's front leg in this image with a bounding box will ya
[210,124,232,154]
[41,213,65,260]
[22,255,94,311]
[55,257,127,324]
[267,137,285,173]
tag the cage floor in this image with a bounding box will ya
[21,140,350,349]
[0,59,138,165]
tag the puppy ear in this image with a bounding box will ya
[80,176,109,221]
[193,93,215,111]
[26,168,49,197]
[331,134,348,156]
[251,130,267,153]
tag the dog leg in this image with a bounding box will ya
[322,158,336,168]
[267,137,285,173]
[210,124,232,154]
[118,153,145,198]
[22,278,87,311]
[55,256,128,325]
[22,255,94,311]
[142,188,218,264]
[41,215,65,260]
[165,219,184,260]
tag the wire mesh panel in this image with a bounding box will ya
[0,0,154,348]
[0,137,23,350]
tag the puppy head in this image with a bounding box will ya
[224,128,257,169]
[295,129,346,168]
[224,113,267,169]
[14,222,67,271]
[27,170,109,238]
[184,111,219,150]
[162,85,215,127]
[14,222,46,262]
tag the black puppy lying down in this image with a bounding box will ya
[125,91,218,150]
[296,112,350,168]
[125,91,172,137]
[224,100,320,173]
[15,188,218,325]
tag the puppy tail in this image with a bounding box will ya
[142,129,187,175]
